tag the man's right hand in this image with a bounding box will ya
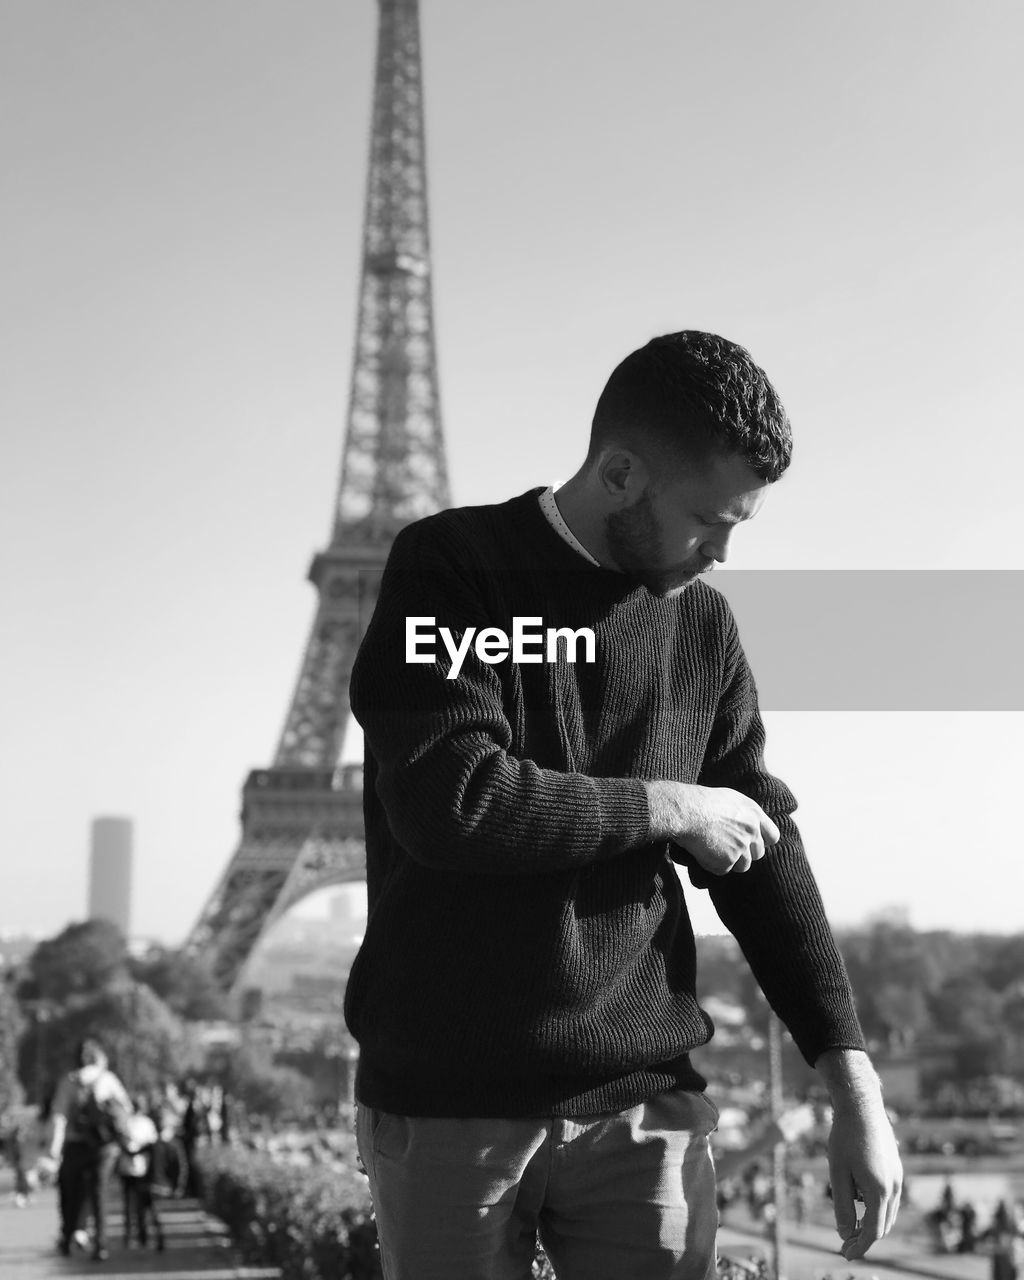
[644,781,780,876]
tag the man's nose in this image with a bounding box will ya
[701,528,733,564]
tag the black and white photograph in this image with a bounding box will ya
[1,2,1022,1277]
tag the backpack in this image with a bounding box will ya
[66,1076,130,1149]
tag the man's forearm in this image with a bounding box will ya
[815,1048,884,1111]
[817,1046,903,1259]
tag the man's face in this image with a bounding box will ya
[605,451,769,598]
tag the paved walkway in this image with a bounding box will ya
[0,1171,280,1280]
[719,1209,992,1280]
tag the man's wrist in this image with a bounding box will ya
[815,1047,883,1112]
[644,780,699,843]
[644,780,672,841]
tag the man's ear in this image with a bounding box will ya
[599,449,649,503]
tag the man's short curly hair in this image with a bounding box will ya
[589,331,792,483]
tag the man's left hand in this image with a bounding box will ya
[818,1048,903,1261]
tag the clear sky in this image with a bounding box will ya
[2,1,1022,946]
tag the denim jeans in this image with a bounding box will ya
[356,1089,720,1280]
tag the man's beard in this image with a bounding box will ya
[605,490,713,598]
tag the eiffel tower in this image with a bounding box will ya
[185,0,449,991]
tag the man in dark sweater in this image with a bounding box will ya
[346,331,902,1279]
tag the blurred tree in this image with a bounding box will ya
[694,935,744,1003]
[998,982,1024,1034]
[129,947,230,1022]
[839,923,955,1044]
[226,1040,314,1123]
[992,981,1024,1077]
[872,982,931,1051]
[950,1037,1001,1084]
[0,977,25,1113]
[979,936,1024,993]
[930,974,1004,1044]
[16,919,128,1005]
[642,922,1024,1106]
[18,980,189,1100]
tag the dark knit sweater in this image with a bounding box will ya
[345,488,865,1117]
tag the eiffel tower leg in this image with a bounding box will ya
[271,834,368,925]
[186,769,368,991]
[185,836,301,992]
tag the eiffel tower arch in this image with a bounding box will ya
[186,0,450,991]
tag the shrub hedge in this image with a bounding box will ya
[198,1139,770,1279]
[198,1141,380,1279]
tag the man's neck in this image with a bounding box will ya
[553,474,617,570]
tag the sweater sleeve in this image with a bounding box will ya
[349,520,651,875]
[689,603,866,1065]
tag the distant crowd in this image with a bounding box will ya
[1,1036,231,1261]
[925,1180,1024,1277]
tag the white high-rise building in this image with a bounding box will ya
[88,816,132,937]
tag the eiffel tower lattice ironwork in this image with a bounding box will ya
[185,0,449,991]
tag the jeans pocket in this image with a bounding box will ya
[699,1092,721,1130]
[355,1103,377,1166]
[363,1105,400,1157]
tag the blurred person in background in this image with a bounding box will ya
[117,1097,164,1251]
[48,1037,132,1261]
[179,1078,210,1198]
[150,1098,189,1201]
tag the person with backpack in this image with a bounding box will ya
[48,1037,132,1261]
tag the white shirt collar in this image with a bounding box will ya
[537,486,603,568]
